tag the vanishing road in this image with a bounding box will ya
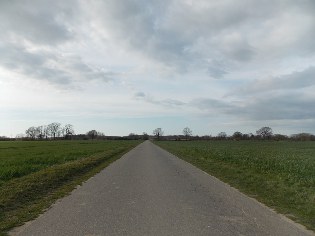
[12,141,313,236]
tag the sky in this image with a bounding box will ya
[1,0,315,137]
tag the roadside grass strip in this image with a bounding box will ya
[155,140,315,231]
[0,140,141,235]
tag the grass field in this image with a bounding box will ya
[0,140,141,235]
[155,140,315,231]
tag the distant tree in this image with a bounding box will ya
[153,128,164,140]
[273,134,288,141]
[25,127,38,139]
[291,133,313,141]
[217,132,227,140]
[183,127,192,140]
[64,124,75,139]
[142,132,149,140]
[256,127,273,139]
[232,131,243,140]
[98,132,105,138]
[248,133,255,140]
[128,133,138,140]
[36,126,45,139]
[87,130,98,140]
[0,136,10,141]
[47,122,61,140]
[43,125,50,139]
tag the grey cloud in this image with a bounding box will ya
[99,0,190,71]
[0,44,46,69]
[190,98,233,112]
[0,0,75,45]
[92,71,116,82]
[1,0,315,99]
[63,56,115,82]
[134,92,185,107]
[149,98,185,107]
[229,46,255,62]
[2,0,315,82]
[192,93,315,121]
[0,43,72,85]
[233,67,315,95]
[160,99,185,107]
[91,0,315,76]
[134,92,146,98]
[136,89,315,122]
[0,43,114,86]
[207,60,229,79]
[269,67,315,90]
[239,94,315,120]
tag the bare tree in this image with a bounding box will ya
[43,125,50,139]
[291,133,313,141]
[47,122,61,140]
[25,127,39,140]
[87,130,98,140]
[232,131,243,140]
[98,132,106,140]
[36,126,45,139]
[142,132,149,140]
[183,127,192,140]
[217,132,227,140]
[64,124,74,139]
[256,127,273,139]
[153,128,164,140]
[98,132,105,138]
[58,127,65,138]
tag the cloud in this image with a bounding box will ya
[239,94,315,120]
[60,55,116,83]
[190,98,233,112]
[207,60,229,78]
[1,0,315,136]
[2,0,315,82]
[0,43,115,87]
[86,0,315,77]
[191,93,315,121]
[229,93,315,122]
[0,43,71,85]
[0,0,75,45]
[0,0,118,87]
[231,67,315,96]
[161,99,186,106]
[134,92,146,98]
[134,92,185,107]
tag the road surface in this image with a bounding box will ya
[11,141,313,236]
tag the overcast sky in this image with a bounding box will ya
[1,0,315,137]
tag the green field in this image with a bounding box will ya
[0,140,141,235]
[156,140,315,231]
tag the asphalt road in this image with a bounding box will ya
[12,141,313,236]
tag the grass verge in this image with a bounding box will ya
[155,140,315,231]
[0,140,141,235]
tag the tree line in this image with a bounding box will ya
[152,126,315,141]
[23,123,109,141]
[0,125,313,141]
[25,123,75,140]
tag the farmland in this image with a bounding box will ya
[156,140,315,230]
[0,140,141,235]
